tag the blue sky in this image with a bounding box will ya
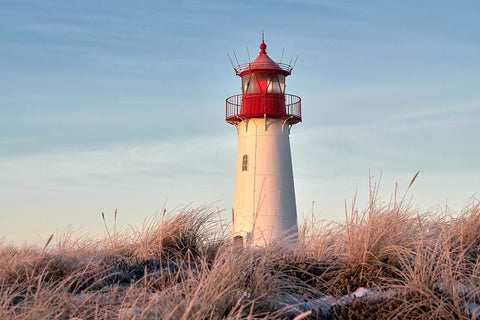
[1,0,479,244]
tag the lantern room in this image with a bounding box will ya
[226,40,301,124]
[241,72,285,94]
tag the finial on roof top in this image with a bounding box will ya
[260,41,267,54]
[260,31,267,54]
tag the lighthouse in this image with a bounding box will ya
[226,38,301,246]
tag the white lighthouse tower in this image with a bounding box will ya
[226,39,301,246]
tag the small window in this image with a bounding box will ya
[242,154,248,171]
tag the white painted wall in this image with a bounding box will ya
[232,117,298,246]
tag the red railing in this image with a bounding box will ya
[233,62,293,75]
[226,93,301,124]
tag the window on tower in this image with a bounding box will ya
[242,154,248,171]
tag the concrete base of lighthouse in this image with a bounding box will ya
[232,117,298,246]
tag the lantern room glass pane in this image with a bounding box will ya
[242,75,250,94]
[277,74,285,93]
[242,72,286,94]
[255,73,271,92]
[245,73,261,93]
[267,74,283,93]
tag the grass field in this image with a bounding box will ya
[2,182,479,319]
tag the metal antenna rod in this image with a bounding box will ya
[292,54,299,69]
[233,50,240,66]
[280,46,285,64]
[227,53,236,69]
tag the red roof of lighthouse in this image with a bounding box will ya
[234,40,293,77]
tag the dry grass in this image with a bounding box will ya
[2,189,480,319]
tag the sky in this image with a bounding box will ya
[1,0,479,244]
